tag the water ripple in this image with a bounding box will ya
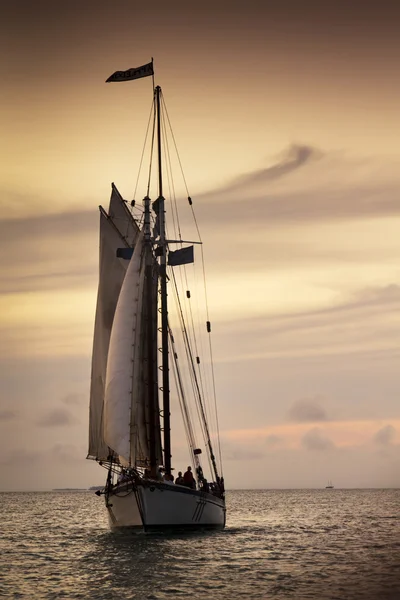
[0,489,399,599]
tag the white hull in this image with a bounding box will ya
[105,480,226,530]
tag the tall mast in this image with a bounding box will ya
[143,195,157,472]
[155,85,172,475]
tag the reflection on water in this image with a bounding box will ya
[1,489,399,599]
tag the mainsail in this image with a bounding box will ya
[103,233,162,467]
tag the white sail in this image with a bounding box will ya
[88,211,130,460]
[104,232,145,464]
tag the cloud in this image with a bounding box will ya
[61,393,85,406]
[225,449,265,461]
[211,144,321,194]
[0,209,98,295]
[302,427,335,451]
[214,284,400,362]
[288,398,328,423]
[265,434,282,447]
[0,448,42,466]
[223,440,265,461]
[36,408,78,427]
[374,424,396,446]
[0,409,18,421]
[52,443,83,462]
[196,146,400,226]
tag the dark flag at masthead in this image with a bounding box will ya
[106,61,154,83]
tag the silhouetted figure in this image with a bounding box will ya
[183,466,196,489]
[175,471,184,485]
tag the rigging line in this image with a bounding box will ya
[161,92,221,477]
[160,94,198,388]
[191,262,214,440]
[160,101,178,242]
[146,92,157,197]
[170,268,209,454]
[197,231,223,474]
[161,111,201,386]
[133,97,156,202]
[160,95,200,379]
[162,94,190,199]
[198,248,223,474]
[207,326,223,476]
[160,93,182,241]
[169,332,198,458]
[160,95,177,234]
[169,268,204,441]
[170,267,216,479]
[162,95,216,451]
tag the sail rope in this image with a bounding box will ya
[159,95,218,479]
[161,92,224,477]
[161,105,212,472]
[133,97,156,203]
[128,88,224,484]
[169,266,216,480]
[159,97,211,433]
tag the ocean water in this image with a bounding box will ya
[1,489,399,599]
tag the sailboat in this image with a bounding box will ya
[325,480,334,489]
[86,61,226,530]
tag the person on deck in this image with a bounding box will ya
[183,466,196,489]
[175,471,184,485]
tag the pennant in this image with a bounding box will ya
[168,246,194,267]
[106,62,154,83]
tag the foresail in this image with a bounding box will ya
[88,184,140,462]
[88,211,130,460]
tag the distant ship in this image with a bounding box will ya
[325,480,334,489]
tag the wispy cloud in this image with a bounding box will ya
[374,424,396,446]
[36,408,78,427]
[0,448,42,466]
[209,144,321,194]
[0,409,18,421]
[52,443,83,461]
[0,209,98,295]
[301,427,335,451]
[287,397,329,423]
[61,393,85,406]
[265,434,282,447]
[196,146,400,226]
[222,419,400,449]
[214,284,400,362]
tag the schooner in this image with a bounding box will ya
[87,61,226,530]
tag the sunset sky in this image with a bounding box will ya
[1,1,399,491]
